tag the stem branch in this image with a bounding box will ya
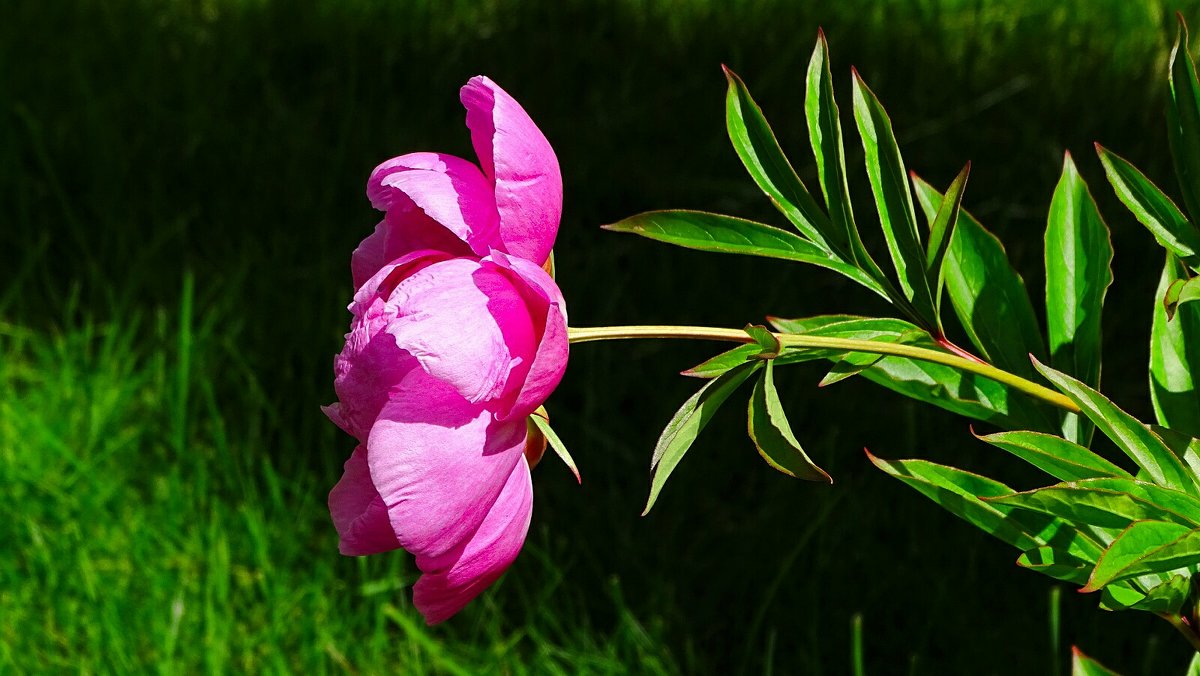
[1159,612,1200,653]
[567,324,1079,414]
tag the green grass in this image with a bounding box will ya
[6,0,1200,672]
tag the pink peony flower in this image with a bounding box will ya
[324,76,567,624]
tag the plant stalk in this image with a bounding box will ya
[567,324,1080,414]
[1159,612,1200,653]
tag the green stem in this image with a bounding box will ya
[1159,612,1200,653]
[567,324,1080,414]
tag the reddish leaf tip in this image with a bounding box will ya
[1093,141,1105,154]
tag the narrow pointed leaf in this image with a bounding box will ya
[913,174,1045,377]
[1165,276,1200,320]
[819,353,883,387]
[1071,648,1121,676]
[1045,153,1113,445]
[723,66,832,249]
[925,163,970,324]
[978,430,1132,483]
[1152,254,1200,436]
[1127,573,1192,613]
[805,32,888,284]
[1169,18,1200,222]
[644,361,761,515]
[603,210,886,297]
[1082,520,1200,591]
[1151,425,1200,481]
[1096,144,1200,264]
[1032,359,1199,495]
[987,478,1200,530]
[852,70,937,326]
[747,361,831,482]
[867,453,1100,558]
[1017,546,1093,584]
[529,413,581,484]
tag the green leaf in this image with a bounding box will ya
[723,66,833,250]
[1032,359,1199,495]
[644,361,761,515]
[1082,520,1200,591]
[1152,254,1200,437]
[1096,144,1200,264]
[977,430,1132,483]
[1166,276,1200,320]
[1045,153,1113,445]
[746,360,832,482]
[743,324,781,357]
[819,353,884,387]
[851,69,937,327]
[925,162,970,326]
[1127,573,1192,613]
[1017,546,1093,585]
[987,478,1200,530]
[1151,425,1200,482]
[603,210,886,298]
[1170,18,1200,223]
[868,453,1099,557]
[1071,648,1121,676]
[912,174,1046,377]
[805,31,888,285]
[529,412,580,484]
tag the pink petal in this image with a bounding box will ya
[413,456,533,624]
[351,209,472,291]
[329,445,402,556]
[384,258,536,405]
[366,152,500,257]
[366,377,527,562]
[461,77,562,265]
[486,251,569,420]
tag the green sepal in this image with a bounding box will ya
[529,412,581,484]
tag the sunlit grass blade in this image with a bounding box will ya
[805,31,889,287]
[1080,520,1200,592]
[603,210,887,298]
[1151,254,1200,437]
[1169,17,1200,223]
[977,430,1132,482]
[851,69,937,328]
[1032,358,1198,495]
[1045,153,1113,445]
[644,361,762,515]
[723,66,833,250]
[924,162,970,327]
[1096,143,1200,266]
[746,361,831,482]
[912,174,1046,377]
[986,478,1200,529]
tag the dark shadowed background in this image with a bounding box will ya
[4,1,1199,672]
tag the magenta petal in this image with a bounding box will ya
[413,456,533,624]
[487,252,569,420]
[329,445,402,556]
[460,77,562,265]
[350,210,472,290]
[385,258,535,405]
[366,152,500,256]
[366,380,527,562]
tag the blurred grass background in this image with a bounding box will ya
[5,0,1200,672]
